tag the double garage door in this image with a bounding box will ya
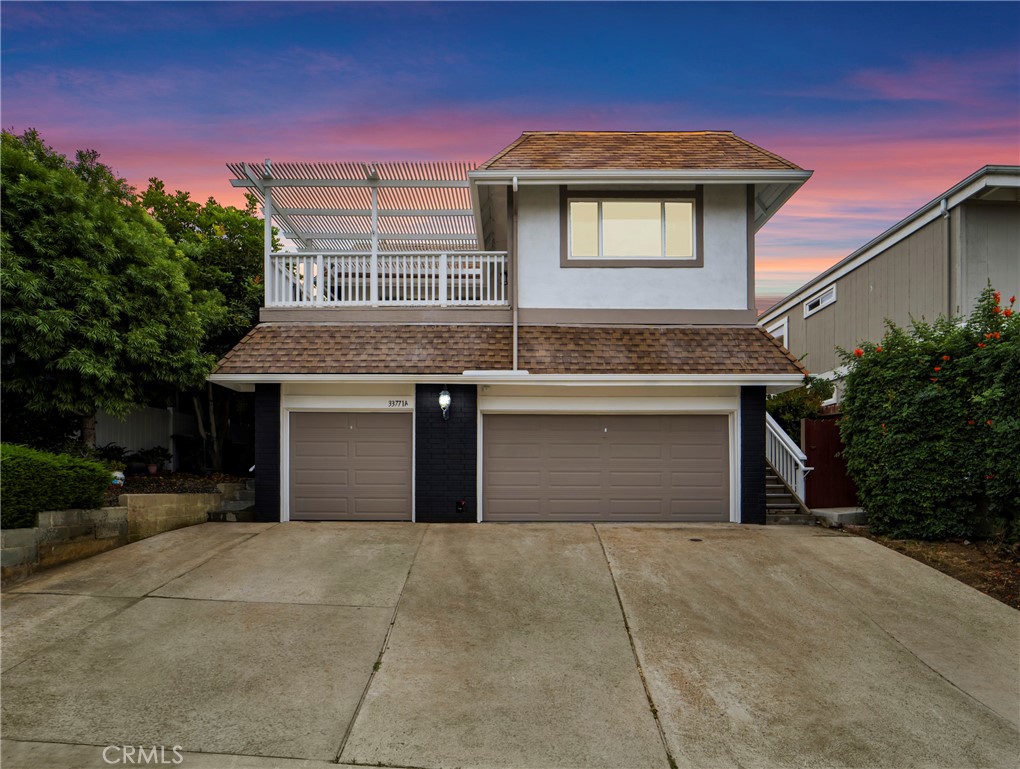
[484,415,729,522]
[289,412,728,522]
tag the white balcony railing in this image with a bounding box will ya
[765,412,812,502]
[266,251,508,307]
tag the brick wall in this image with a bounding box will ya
[415,384,477,523]
[740,386,766,524]
[254,383,281,522]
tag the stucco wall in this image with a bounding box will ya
[516,185,750,310]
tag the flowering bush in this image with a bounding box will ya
[838,287,1019,541]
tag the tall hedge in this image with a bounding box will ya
[838,288,1019,540]
[0,443,110,528]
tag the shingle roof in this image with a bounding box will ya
[478,131,801,172]
[519,326,806,375]
[213,324,805,377]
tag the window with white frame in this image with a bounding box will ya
[766,317,789,349]
[561,189,703,267]
[803,284,837,317]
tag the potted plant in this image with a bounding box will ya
[137,446,173,476]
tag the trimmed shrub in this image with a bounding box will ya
[0,443,110,528]
[838,287,1020,541]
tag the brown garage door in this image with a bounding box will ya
[483,414,729,522]
[289,412,412,521]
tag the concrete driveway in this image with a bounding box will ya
[2,522,1017,769]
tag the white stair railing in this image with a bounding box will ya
[765,412,812,502]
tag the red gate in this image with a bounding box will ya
[804,416,859,508]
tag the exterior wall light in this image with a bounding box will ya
[438,388,452,420]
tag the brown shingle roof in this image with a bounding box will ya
[518,326,805,375]
[479,131,801,171]
[214,324,512,374]
[213,324,805,377]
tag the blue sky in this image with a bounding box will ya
[3,1,1018,300]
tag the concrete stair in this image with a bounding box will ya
[765,467,814,525]
[208,479,255,523]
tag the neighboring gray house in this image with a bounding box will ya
[210,131,811,524]
[759,165,1020,388]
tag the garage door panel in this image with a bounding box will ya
[355,442,409,459]
[354,469,407,486]
[295,497,350,514]
[484,414,728,522]
[547,443,602,459]
[290,412,411,521]
[608,498,664,516]
[549,471,603,486]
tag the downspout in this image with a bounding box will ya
[941,198,952,316]
[511,175,519,371]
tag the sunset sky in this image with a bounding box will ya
[3,1,1018,305]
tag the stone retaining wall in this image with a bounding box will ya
[1,486,246,584]
[121,493,223,542]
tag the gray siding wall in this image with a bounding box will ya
[777,218,948,374]
[960,202,1020,314]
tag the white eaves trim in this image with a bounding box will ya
[759,165,1020,326]
[209,372,805,387]
[469,168,812,186]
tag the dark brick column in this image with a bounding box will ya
[415,383,477,523]
[254,383,281,522]
[740,386,766,525]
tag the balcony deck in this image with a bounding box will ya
[267,251,508,307]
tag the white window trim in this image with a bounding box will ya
[765,316,789,349]
[567,198,697,261]
[803,284,837,318]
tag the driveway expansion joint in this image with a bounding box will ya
[334,524,430,763]
[594,524,678,769]
[141,526,272,597]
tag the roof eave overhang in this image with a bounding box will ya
[210,372,805,387]
[468,168,811,185]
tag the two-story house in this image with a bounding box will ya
[210,131,811,524]
[757,165,1020,508]
[760,165,1020,389]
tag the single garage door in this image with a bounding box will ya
[483,414,729,522]
[289,411,412,521]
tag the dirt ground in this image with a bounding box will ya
[846,526,1020,610]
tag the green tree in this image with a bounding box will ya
[766,374,835,443]
[140,180,269,470]
[1,129,216,446]
[838,287,1020,540]
[140,179,265,358]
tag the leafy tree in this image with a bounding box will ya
[838,287,1019,541]
[766,375,835,443]
[140,180,269,470]
[140,179,265,358]
[1,129,216,446]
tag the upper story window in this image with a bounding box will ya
[803,284,837,318]
[561,188,703,268]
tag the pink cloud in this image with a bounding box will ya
[845,52,1019,106]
